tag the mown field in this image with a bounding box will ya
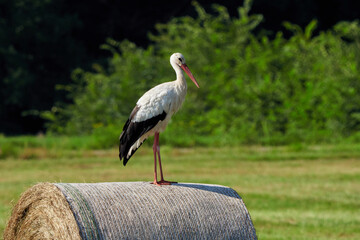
[1,142,360,239]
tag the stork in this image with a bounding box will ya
[119,53,200,186]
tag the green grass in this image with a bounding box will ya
[1,143,360,239]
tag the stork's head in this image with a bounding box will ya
[170,53,186,67]
[170,53,200,88]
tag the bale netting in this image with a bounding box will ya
[5,182,257,240]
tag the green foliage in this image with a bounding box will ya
[47,0,360,146]
[0,142,19,159]
[88,124,121,149]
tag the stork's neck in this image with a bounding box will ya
[171,61,187,90]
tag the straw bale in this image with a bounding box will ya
[5,182,257,240]
[4,182,80,240]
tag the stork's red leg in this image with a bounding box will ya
[151,133,160,186]
[156,133,177,185]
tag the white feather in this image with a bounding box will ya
[133,81,186,123]
[123,53,195,159]
[126,81,187,158]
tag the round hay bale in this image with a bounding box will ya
[4,182,81,240]
[5,182,257,240]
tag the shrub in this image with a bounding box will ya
[46,0,360,146]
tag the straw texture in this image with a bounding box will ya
[4,182,81,240]
[5,182,257,240]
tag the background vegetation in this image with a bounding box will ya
[2,0,360,136]
[40,1,360,147]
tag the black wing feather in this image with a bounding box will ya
[119,105,167,166]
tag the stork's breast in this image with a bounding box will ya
[134,85,185,122]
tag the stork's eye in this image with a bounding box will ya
[178,58,182,62]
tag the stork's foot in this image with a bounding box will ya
[151,180,177,186]
[151,180,161,186]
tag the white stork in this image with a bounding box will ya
[119,53,200,186]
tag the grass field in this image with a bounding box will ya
[1,143,360,239]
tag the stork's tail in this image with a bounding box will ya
[118,105,167,165]
[119,138,145,166]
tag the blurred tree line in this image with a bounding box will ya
[43,1,360,146]
[1,0,360,135]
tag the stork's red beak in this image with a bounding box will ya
[181,64,200,88]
